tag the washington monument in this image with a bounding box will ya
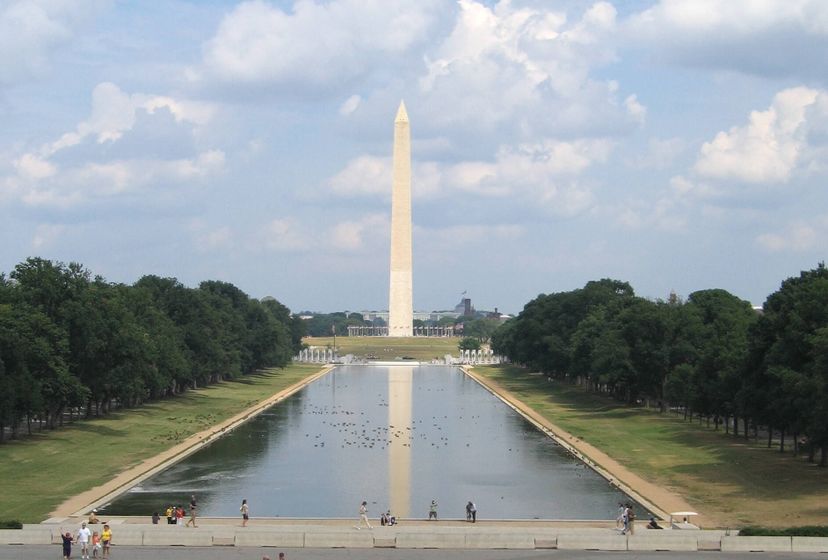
[388,101,413,337]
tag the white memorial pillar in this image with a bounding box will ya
[388,101,413,337]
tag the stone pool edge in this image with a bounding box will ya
[461,366,698,525]
[47,365,335,520]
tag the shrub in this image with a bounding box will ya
[0,520,23,529]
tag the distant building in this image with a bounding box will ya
[454,298,474,317]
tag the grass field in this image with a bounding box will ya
[0,364,322,523]
[6,335,821,528]
[475,365,828,528]
[306,335,461,361]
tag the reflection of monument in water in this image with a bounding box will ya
[387,366,413,516]
[388,101,414,337]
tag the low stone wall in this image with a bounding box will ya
[20,524,828,551]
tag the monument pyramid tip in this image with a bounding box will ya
[395,100,409,123]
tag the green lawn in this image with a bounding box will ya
[0,364,322,523]
[307,336,461,362]
[476,365,828,528]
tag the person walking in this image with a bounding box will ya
[354,500,373,529]
[428,499,438,520]
[77,521,92,559]
[186,495,198,527]
[240,499,249,527]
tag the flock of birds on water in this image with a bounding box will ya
[286,379,518,454]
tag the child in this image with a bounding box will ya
[101,524,112,559]
[61,530,73,560]
[91,531,101,558]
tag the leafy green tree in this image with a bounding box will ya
[458,337,481,352]
[463,318,500,342]
[498,279,634,376]
[745,264,828,463]
[683,289,756,427]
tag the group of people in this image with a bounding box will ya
[616,502,666,533]
[616,502,636,534]
[355,499,478,528]
[163,495,198,527]
[60,517,111,560]
[161,496,251,527]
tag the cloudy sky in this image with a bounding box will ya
[2,0,827,314]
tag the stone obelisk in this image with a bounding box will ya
[388,101,413,337]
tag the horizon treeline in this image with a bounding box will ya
[492,264,828,466]
[0,257,305,441]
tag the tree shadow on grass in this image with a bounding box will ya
[663,430,828,501]
[68,422,127,438]
[486,368,828,506]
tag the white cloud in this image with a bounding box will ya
[31,223,66,250]
[694,87,825,183]
[0,82,224,209]
[330,138,611,215]
[339,95,361,116]
[331,214,387,251]
[260,218,313,252]
[258,214,388,254]
[15,151,225,208]
[415,0,637,135]
[629,0,828,37]
[625,0,828,80]
[330,156,391,197]
[0,1,103,86]
[329,156,444,199]
[194,1,640,138]
[196,226,233,253]
[668,175,719,200]
[624,94,646,123]
[757,216,828,252]
[45,82,216,154]
[196,0,439,90]
[14,153,56,180]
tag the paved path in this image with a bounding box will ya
[2,545,824,560]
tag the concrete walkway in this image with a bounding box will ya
[4,546,827,560]
[7,520,828,553]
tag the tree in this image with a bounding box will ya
[463,318,500,342]
[746,264,828,463]
[458,337,481,352]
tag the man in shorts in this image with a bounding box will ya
[76,521,92,559]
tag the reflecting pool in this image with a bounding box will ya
[103,365,638,519]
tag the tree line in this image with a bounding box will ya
[491,264,828,466]
[0,257,304,441]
